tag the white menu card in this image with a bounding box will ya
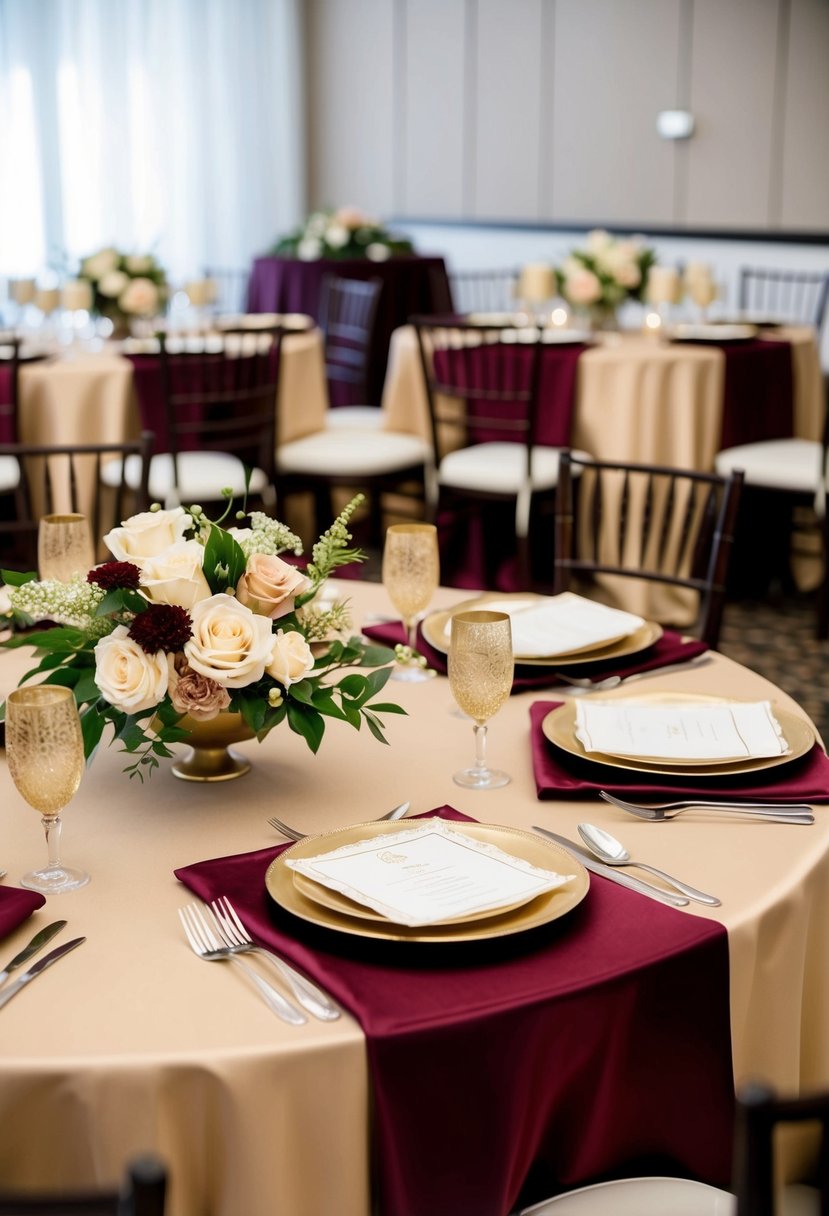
[575,699,789,761]
[443,593,644,658]
[286,822,574,927]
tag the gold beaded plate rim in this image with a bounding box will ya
[266,820,589,943]
[421,593,663,667]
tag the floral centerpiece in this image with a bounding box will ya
[79,246,168,337]
[554,229,656,328]
[1,495,403,781]
[271,206,414,261]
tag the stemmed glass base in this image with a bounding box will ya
[392,662,437,683]
[452,765,510,790]
[21,864,90,894]
[390,623,437,683]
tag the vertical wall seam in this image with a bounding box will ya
[769,0,790,228]
[538,0,553,219]
[673,0,693,226]
[463,0,477,216]
[393,0,407,214]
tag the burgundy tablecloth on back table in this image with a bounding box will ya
[246,255,450,406]
[717,338,793,449]
[176,806,733,1216]
[0,365,15,443]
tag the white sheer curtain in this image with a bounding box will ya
[0,0,304,282]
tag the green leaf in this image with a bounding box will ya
[202,523,247,593]
[80,704,107,760]
[238,694,267,733]
[355,644,397,667]
[337,673,368,699]
[73,670,102,703]
[94,588,147,616]
[1,569,37,587]
[286,702,325,753]
[362,709,390,745]
[364,702,407,715]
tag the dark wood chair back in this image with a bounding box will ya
[733,1081,829,1216]
[0,1152,167,1215]
[553,452,744,647]
[157,328,282,492]
[0,336,20,443]
[411,317,545,470]
[0,433,153,571]
[319,274,382,406]
[445,268,520,315]
[739,267,829,333]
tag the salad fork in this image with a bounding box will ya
[600,791,815,824]
[209,896,340,1021]
[267,800,411,841]
[556,654,712,692]
[178,903,306,1025]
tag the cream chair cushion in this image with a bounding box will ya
[277,430,430,477]
[101,452,269,510]
[0,456,19,492]
[520,1176,734,1215]
[324,407,384,431]
[714,439,824,494]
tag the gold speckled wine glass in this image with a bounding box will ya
[382,523,440,682]
[38,513,95,582]
[5,685,89,893]
[447,610,514,788]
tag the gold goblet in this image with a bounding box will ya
[5,685,89,893]
[382,523,439,683]
[38,513,95,582]
[448,610,514,788]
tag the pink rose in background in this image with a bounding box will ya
[236,553,311,619]
[119,277,159,316]
[565,268,603,305]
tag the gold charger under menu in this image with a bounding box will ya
[266,820,589,943]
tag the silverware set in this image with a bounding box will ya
[599,790,815,824]
[267,800,411,842]
[556,653,712,692]
[0,920,85,1010]
[178,897,342,1025]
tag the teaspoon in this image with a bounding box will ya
[577,822,721,906]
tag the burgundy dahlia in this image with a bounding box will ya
[87,561,141,591]
[128,604,192,654]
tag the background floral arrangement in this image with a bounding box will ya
[554,229,656,314]
[271,206,414,261]
[1,495,402,780]
[79,246,168,332]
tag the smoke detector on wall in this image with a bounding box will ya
[656,110,695,140]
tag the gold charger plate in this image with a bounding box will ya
[421,592,662,668]
[266,820,589,943]
[542,694,816,778]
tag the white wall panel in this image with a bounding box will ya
[779,0,829,230]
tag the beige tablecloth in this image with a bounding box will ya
[0,579,827,1214]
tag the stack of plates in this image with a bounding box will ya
[422,592,662,669]
[542,692,815,778]
[669,322,757,343]
[266,820,589,943]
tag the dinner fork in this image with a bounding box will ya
[267,800,411,841]
[600,791,815,824]
[209,896,341,1021]
[178,904,307,1025]
[556,654,712,692]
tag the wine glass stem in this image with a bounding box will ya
[405,618,418,651]
[43,815,63,870]
[472,722,489,776]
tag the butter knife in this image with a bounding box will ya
[533,828,690,908]
[0,936,85,1011]
[0,920,67,986]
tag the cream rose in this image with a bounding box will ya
[141,540,212,610]
[119,277,159,316]
[168,656,230,721]
[81,247,119,280]
[565,268,603,305]
[266,629,315,687]
[104,507,191,566]
[235,554,311,619]
[125,254,155,274]
[94,626,169,713]
[98,269,130,298]
[184,593,274,688]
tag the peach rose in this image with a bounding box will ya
[235,554,311,619]
[565,268,603,305]
[168,656,231,721]
[266,629,315,687]
[184,593,274,688]
[119,277,159,316]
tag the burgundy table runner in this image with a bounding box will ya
[176,806,733,1216]
[717,338,794,450]
[246,254,451,406]
[362,620,708,693]
[531,700,829,802]
[0,365,15,443]
[0,886,46,940]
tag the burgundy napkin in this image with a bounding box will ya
[362,620,708,693]
[531,700,829,801]
[0,886,46,939]
[176,806,733,1215]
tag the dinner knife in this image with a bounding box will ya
[0,936,85,1011]
[0,919,67,986]
[532,828,690,908]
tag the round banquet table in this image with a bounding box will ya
[0,578,827,1216]
[246,254,451,406]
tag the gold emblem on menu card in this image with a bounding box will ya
[378,850,407,864]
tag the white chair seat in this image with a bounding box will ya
[438,443,591,495]
[277,429,430,477]
[714,439,824,495]
[101,451,268,509]
[520,1175,735,1215]
[324,406,384,431]
[0,455,20,492]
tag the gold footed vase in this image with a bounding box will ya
[172,712,256,782]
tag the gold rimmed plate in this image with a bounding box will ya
[542,694,816,778]
[421,592,662,668]
[266,820,589,943]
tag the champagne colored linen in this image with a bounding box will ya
[176,807,733,1216]
[0,886,45,938]
[0,580,826,1211]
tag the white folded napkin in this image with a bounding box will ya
[575,699,789,762]
[443,593,644,658]
[286,822,574,927]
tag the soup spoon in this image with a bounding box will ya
[577,822,721,906]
